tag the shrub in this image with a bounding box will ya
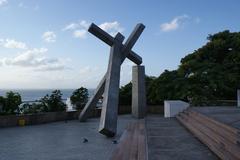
[19,102,44,114]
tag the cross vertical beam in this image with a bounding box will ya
[99,33,124,137]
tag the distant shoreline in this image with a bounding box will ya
[0,89,95,102]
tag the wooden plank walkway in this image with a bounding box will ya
[177,109,240,160]
[146,115,218,160]
[110,119,148,160]
[192,106,240,130]
[110,107,240,160]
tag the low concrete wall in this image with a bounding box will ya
[0,105,164,128]
[118,105,164,114]
[147,105,164,114]
[0,111,80,127]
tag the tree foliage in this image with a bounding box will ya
[70,87,89,110]
[119,82,132,105]
[40,90,66,112]
[119,30,240,106]
[0,91,22,114]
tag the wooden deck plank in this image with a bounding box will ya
[110,120,147,160]
[177,115,237,160]
[177,109,240,160]
[179,113,240,159]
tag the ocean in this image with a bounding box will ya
[0,89,95,102]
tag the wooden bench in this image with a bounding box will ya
[110,119,148,160]
[177,109,240,160]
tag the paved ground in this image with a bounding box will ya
[192,106,240,129]
[2,107,237,160]
[0,115,136,160]
[146,115,218,160]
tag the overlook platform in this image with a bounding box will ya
[1,106,240,160]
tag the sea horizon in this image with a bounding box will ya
[0,88,95,102]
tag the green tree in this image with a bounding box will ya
[178,30,240,105]
[70,87,88,110]
[119,82,132,105]
[3,91,22,114]
[40,90,66,112]
[119,30,240,106]
[0,96,5,114]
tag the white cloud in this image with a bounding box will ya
[0,0,7,6]
[62,20,90,31]
[62,23,79,31]
[0,39,27,49]
[80,20,90,29]
[160,15,189,32]
[35,63,65,71]
[73,30,87,39]
[1,48,66,71]
[99,21,124,36]
[42,31,56,43]
[63,20,124,38]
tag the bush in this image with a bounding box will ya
[70,87,88,110]
[19,103,44,114]
[40,90,66,112]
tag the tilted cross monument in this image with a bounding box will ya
[79,22,146,137]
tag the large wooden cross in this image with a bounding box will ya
[79,23,145,137]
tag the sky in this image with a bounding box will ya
[0,0,239,89]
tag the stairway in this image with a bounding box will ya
[176,109,240,160]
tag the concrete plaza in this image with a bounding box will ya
[0,115,136,160]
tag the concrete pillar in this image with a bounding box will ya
[237,89,240,107]
[98,33,124,137]
[132,65,146,118]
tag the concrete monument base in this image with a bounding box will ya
[132,65,146,119]
[164,100,189,118]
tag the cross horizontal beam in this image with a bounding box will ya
[88,23,144,65]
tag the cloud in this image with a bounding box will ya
[62,20,90,31]
[99,21,124,35]
[63,20,124,39]
[0,39,27,49]
[73,30,87,39]
[0,0,7,6]
[62,23,79,31]
[35,63,65,71]
[1,48,66,71]
[42,31,56,43]
[160,15,189,32]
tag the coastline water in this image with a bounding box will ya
[0,89,95,102]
